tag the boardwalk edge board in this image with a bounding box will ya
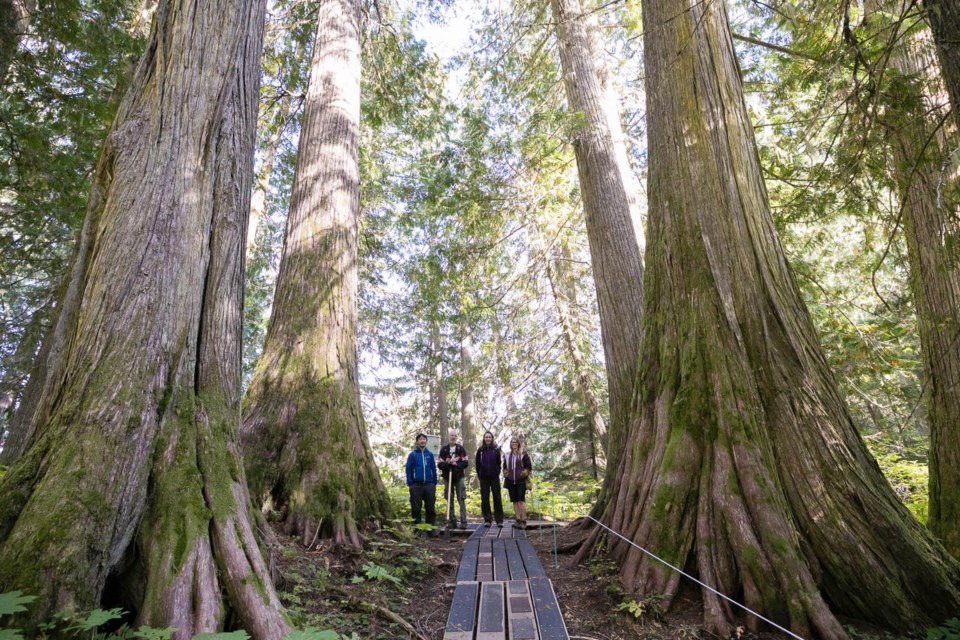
[444,581,479,640]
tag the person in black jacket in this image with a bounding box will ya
[438,430,469,529]
[475,430,504,527]
[503,435,532,529]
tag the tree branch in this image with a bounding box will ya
[731,32,818,61]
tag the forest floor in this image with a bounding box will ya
[271,519,921,640]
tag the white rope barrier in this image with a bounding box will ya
[585,515,807,640]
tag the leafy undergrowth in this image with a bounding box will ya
[272,521,458,639]
[864,435,930,524]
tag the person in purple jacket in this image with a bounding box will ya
[503,435,532,529]
[475,430,504,527]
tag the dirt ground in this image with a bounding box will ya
[272,521,921,640]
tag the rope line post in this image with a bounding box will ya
[584,515,807,640]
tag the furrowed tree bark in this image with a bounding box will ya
[923,0,960,124]
[861,1,960,559]
[0,0,290,637]
[240,0,391,548]
[550,0,645,513]
[577,0,960,635]
[0,190,100,467]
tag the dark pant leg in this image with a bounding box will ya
[409,484,423,524]
[480,477,493,523]
[491,477,504,524]
[424,483,437,526]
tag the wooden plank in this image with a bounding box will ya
[507,579,529,596]
[444,582,479,640]
[468,523,485,541]
[529,577,569,640]
[506,580,537,640]
[477,581,506,640]
[517,538,547,578]
[477,538,494,582]
[512,617,537,640]
[500,522,514,538]
[505,539,527,579]
[456,540,479,582]
[492,539,510,581]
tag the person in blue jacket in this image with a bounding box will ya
[405,432,438,536]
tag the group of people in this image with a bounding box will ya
[404,429,533,536]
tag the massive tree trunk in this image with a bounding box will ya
[0,1,290,637]
[578,0,960,635]
[459,319,476,457]
[863,2,960,559]
[923,0,960,124]
[550,0,645,510]
[240,0,391,548]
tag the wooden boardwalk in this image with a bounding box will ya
[444,522,569,640]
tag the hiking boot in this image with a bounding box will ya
[460,521,468,529]
[483,521,492,527]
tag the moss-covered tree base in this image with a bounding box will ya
[136,395,289,638]
[243,374,392,548]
